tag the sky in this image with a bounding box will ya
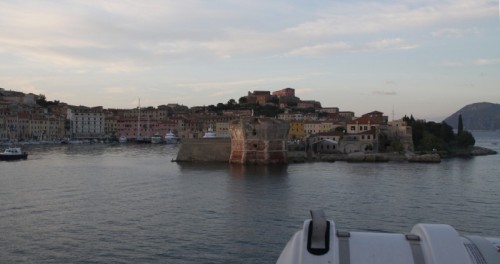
[0,0,499,121]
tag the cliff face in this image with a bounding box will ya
[443,102,500,130]
[229,117,290,164]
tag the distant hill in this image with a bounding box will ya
[443,102,500,130]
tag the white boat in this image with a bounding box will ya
[151,133,162,144]
[203,125,217,138]
[164,130,179,144]
[277,210,500,264]
[0,147,28,161]
[119,136,127,143]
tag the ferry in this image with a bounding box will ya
[277,210,500,264]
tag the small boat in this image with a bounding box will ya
[0,147,28,161]
[135,136,151,144]
[119,136,127,143]
[277,210,500,264]
[151,133,162,144]
[202,125,217,138]
[165,130,179,144]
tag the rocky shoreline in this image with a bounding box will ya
[288,146,497,163]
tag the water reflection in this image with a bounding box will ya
[229,164,289,178]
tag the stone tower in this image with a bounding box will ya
[229,117,290,164]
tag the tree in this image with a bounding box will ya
[238,96,247,104]
[457,114,464,135]
[335,126,345,133]
[456,130,475,148]
[36,94,59,107]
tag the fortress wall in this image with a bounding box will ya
[229,117,290,164]
[176,138,231,162]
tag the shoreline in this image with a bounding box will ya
[288,146,497,163]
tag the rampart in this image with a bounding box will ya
[175,138,231,162]
[229,117,290,164]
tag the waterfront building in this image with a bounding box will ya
[67,107,106,139]
[309,131,344,154]
[347,111,386,134]
[337,111,355,121]
[277,111,304,121]
[387,119,414,151]
[319,122,335,133]
[341,130,378,153]
[304,121,322,137]
[288,121,305,140]
[30,114,63,141]
[105,115,119,139]
[215,122,231,138]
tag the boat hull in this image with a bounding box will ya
[0,153,28,161]
[277,210,500,264]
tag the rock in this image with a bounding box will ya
[346,153,389,162]
[408,153,441,163]
[471,146,497,156]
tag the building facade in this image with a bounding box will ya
[67,107,106,139]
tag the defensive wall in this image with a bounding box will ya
[175,117,290,164]
[175,138,231,162]
[229,117,290,164]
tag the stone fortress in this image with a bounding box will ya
[176,117,290,165]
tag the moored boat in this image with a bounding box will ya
[151,133,162,144]
[0,147,28,161]
[165,130,179,144]
[202,125,217,138]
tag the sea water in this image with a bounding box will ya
[1,131,499,263]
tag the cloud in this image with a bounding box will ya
[431,27,480,38]
[373,91,398,95]
[365,38,418,51]
[1,0,495,67]
[441,61,466,67]
[286,42,352,57]
[104,86,139,95]
[176,76,305,91]
[285,0,496,37]
[474,58,500,65]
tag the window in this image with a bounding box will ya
[350,126,355,131]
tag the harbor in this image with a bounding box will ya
[1,132,499,263]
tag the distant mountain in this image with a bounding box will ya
[443,102,500,131]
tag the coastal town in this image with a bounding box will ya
[0,87,414,155]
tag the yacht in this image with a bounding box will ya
[164,130,179,144]
[203,125,217,138]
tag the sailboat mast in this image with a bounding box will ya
[137,98,141,138]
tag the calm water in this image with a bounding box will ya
[1,131,499,263]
